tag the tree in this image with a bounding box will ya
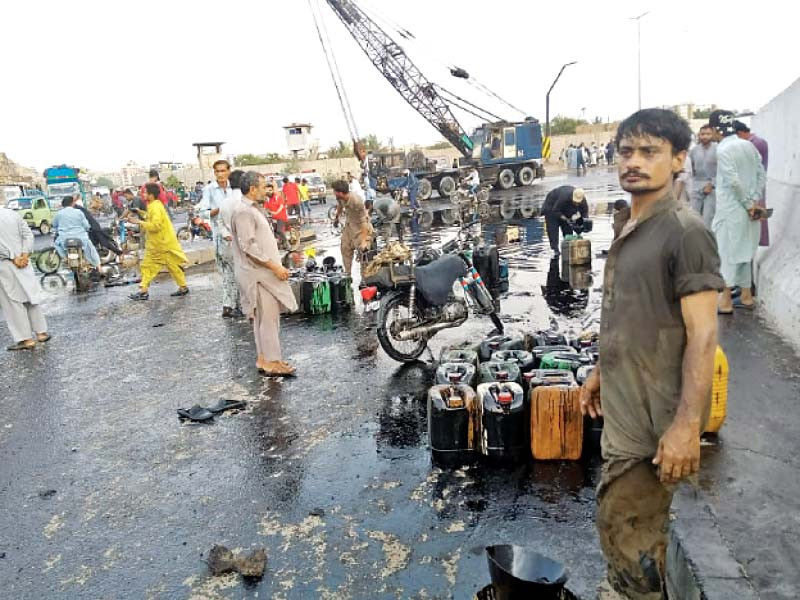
[426,140,453,150]
[95,176,115,188]
[693,108,712,120]
[235,153,285,166]
[325,141,352,159]
[549,115,590,135]
[165,174,182,190]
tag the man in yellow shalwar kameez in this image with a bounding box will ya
[128,183,189,301]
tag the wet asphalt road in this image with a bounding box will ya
[0,168,671,598]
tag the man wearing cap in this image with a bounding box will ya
[709,110,767,312]
[541,185,589,253]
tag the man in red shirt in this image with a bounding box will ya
[264,180,288,248]
[282,176,301,220]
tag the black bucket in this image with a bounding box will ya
[486,545,569,600]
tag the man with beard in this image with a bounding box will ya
[581,108,724,599]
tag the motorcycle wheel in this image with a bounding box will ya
[377,291,427,362]
[36,248,62,274]
[73,270,90,293]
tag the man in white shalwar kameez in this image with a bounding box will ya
[231,171,298,376]
[0,200,50,350]
[709,110,767,313]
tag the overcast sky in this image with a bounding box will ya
[2,0,795,172]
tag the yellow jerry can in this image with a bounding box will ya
[705,346,729,433]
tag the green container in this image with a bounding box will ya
[302,277,332,315]
[540,351,591,373]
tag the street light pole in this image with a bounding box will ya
[545,61,577,139]
[630,11,649,110]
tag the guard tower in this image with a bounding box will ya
[283,124,313,158]
[192,142,225,182]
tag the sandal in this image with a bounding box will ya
[36,333,52,343]
[129,290,149,301]
[7,340,36,351]
[170,287,190,297]
[177,405,214,422]
[258,362,297,377]
[733,300,755,310]
[206,398,247,414]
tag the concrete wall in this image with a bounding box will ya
[752,77,800,350]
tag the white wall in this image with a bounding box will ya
[752,77,800,350]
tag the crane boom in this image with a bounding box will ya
[324,0,474,158]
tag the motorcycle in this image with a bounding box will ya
[177,210,213,241]
[63,238,98,292]
[365,217,504,363]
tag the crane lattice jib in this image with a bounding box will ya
[325,0,474,158]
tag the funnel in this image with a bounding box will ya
[486,545,568,600]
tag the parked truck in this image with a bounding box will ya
[44,165,90,204]
[321,0,546,200]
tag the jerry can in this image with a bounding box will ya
[530,386,584,460]
[705,346,729,434]
[581,344,600,364]
[288,276,304,314]
[565,264,593,290]
[302,276,332,315]
[477,382,527,462]
[435,362,478,388]
[532,345,577,368]
[561,235,591,266]
[540,351,592,373]
[440,348,478,368]
[583,416,604,456]
[523,368,575,399]
[428,385,479,466]
[529,330,568,349]
[490,350,536,373]
[328,273,354,312]
[478,362,522,387]
[478,334,525,362]
[576,365,595,386]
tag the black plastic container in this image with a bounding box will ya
[583,415,604,456]
[478,362,522,386]
[477,382,527,462]
[486,544,569,600]
[581,343,600,364]
[576,365,596,385]
[479,335,525,362]
[490,350,535,373]
[328,273,354,312]
[440,348,479,367]
[435,362,478,388]
[529,330,568,349]
[531,345,577,368]
[428,385,478,466]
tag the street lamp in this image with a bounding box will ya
[545,61,577,139]
[630,11,649,110]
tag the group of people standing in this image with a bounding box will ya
[561,141,616,175]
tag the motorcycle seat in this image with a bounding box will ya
[414,254,467,306]
[65,238,84,248]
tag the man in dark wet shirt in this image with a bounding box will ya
[580,109,725,599]
[541,185,589,252]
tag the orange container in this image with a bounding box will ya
[705,346,729,433]
[530,386,583,460]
